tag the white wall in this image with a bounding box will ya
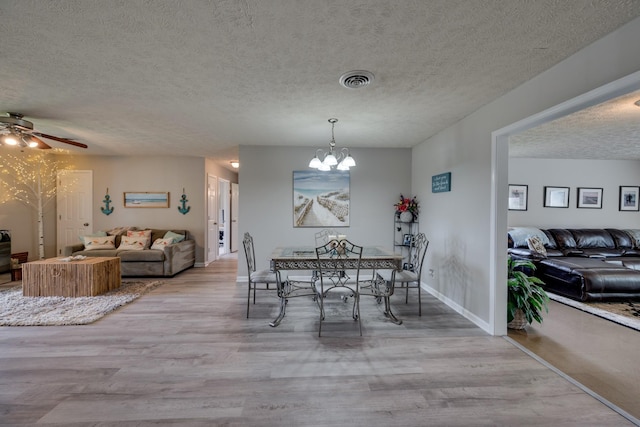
[508,158,640,229]
[413,16,640,334]
[238,145,412,277]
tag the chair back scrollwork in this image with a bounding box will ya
[243,232,257,273]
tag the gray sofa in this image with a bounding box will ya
[63,228,195,277]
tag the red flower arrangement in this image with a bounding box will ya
[394,194,419,218]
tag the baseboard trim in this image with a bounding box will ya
[421,281,492,334]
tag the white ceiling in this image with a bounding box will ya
[2,1,640,168]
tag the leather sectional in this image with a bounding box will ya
[508,227,640,302]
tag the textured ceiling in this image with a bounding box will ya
[510,90,640,159]
[2,1,640,169]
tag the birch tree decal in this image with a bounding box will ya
[0,151,72,259]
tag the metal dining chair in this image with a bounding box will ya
[378,233,429,316]
[243,232,283,318]
[314,238,363,336]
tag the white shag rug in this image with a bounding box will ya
[0,280,163,326]
[548,292,640,332]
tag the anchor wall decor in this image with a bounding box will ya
[178,188,191,215]
[101,188,114,215]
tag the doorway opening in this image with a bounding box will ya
[218,179,230,256]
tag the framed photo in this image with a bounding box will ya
[577,187,603,209]
[543,186,570,208]
[403,234,413,246]
[508,184,528,211]
[619,186,639,211]
[292,170,350,227]
[124,192,170,208]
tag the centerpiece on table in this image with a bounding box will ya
[394,194,419,222]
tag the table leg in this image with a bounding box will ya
[383,296,403,325]
[269,274,287,327]
[372,273,403,325]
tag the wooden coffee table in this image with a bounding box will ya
[22,257,121,297]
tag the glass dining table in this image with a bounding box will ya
[268,246,404,327]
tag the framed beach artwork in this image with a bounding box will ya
[124,192,170,208]
[619,186,640,211]
[577,187,603,209]
[292,170,350,227]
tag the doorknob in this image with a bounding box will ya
[84,223,89,227]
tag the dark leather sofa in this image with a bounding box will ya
[508,227,640,302]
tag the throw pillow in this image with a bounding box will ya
[127,229,152,249]
[508,227,550,247]
[151,237,174,250]
[117,236,147,250]
[527,235,547,257]
[164,230,185,243]
[107,226,135,236]
[79,231,107,244]
[84,235,116,250]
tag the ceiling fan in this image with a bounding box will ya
[0,112,87,150]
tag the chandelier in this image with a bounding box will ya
[308,118,355,171]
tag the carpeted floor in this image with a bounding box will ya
[0,280,163,326]
[547,292,640,332]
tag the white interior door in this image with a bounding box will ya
[231,182,239,253]
[218,179,230,255]
[56,170,93,255]
[206,174,218,264]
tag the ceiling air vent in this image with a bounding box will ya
[339,70,375,89]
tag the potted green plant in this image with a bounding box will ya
[507,256,549,329]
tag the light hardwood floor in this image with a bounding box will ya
[508,299,640,422]
[0,254,636,426]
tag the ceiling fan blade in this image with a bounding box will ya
[29,135,51,149]
[32,132,88,148]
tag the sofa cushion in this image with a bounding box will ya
[72,249,119,257]
[541,229,557,249]
[118,249,165,262]
[569,229,615,249]
[579,248,625,258]
[606,229,634,249]
[548,229,577,249]
[84,235,116,250]
[624,229,640,248]
[539,257,623,273]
